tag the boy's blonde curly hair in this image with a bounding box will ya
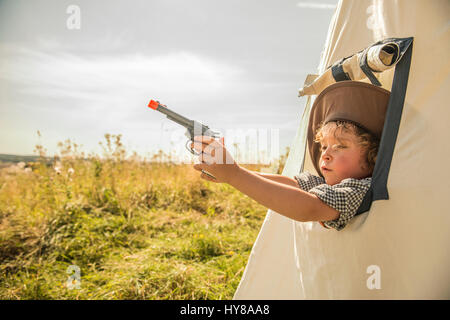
[314,120,379,172]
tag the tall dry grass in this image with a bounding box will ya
[0,133,289,299]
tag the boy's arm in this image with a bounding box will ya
[253,171,300,188]
[228,166,339,222]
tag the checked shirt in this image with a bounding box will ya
[294,172,372,231]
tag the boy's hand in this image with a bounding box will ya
[191,136,240,184]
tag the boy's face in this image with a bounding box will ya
[319,126,371,185]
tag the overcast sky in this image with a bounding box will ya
[0,0,338,163]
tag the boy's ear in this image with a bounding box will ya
[360,157,374,174]
[359,151,370,170]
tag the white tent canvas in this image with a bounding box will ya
[234,0,450,299]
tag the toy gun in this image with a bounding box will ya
[148,99,220,179]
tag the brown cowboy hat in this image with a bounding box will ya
[307,80,391,177]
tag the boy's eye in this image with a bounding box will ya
[321,144,347,151]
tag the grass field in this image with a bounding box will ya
[0,135,287,299]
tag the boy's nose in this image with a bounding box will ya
[321,150,331,160]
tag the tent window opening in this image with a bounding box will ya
[298,37,414,215]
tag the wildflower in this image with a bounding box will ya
[68,168,75,175]
[54,161,62,175]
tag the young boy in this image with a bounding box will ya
[191,81,390,231]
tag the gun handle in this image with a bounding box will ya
[201,170,217,180]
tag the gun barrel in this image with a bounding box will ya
[148,100,193,128]
[148,99,218,139]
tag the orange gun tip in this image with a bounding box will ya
[148,100,159,110]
